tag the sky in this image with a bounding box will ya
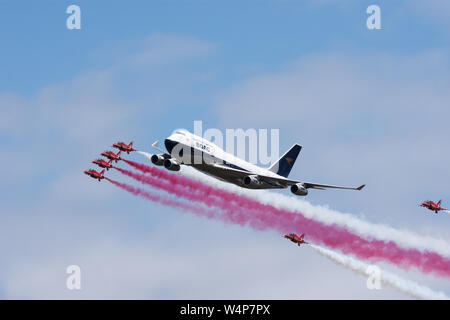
[0,0,450,299]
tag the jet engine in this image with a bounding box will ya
[163,158,181,171]
[291,183,308,196]
[151,154,165,166]
[243,175,261,187]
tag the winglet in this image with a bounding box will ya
[356,184,365,191]
[151,140,165,153]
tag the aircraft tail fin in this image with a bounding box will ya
[129,141,133,147]
[268,144,302,178]
[437,200,442,206]
[100,170,105,176]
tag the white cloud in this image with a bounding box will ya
[129,33,217,67]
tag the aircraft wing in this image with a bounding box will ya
[211,164,298,186]
[210,164,250,177]
[211,164,365,190]
[301,182,365,191]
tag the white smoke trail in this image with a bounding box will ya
[310,244,448,300]
[138,152,450,257]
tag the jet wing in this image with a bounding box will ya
[211,164,297,187]
[211,164,365,191]
[301,182,365,191]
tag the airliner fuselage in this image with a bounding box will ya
[147,129,365,196]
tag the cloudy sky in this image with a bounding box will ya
[1,0,449,299]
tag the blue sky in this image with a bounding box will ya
[1,1,450,298]
[3,0,449,93]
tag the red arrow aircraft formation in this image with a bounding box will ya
[84,141,135,182]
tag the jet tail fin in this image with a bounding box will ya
[437,200,442,206]
[268,144,302,178]
[100,170,105,176]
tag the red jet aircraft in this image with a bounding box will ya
[92,159,113,170]
[284,233,308,246]
[420,200,448,214]
[101,150,121,163]
[113,141,135,154]
[84,169,105,181]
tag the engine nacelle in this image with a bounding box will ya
[163,158,181,171]
[151,154,165,166]
[291,183,308,196]
[243,175,261,186]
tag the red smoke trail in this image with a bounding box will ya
[106,177,269,230]
[120,160,450,278]
[108,171,263,229]
[115,166,228,210]
[123,159,249,203]
[105,177,215,219]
